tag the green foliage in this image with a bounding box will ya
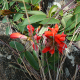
[5,1,9,9]
[19,3,31,10]
[64,13,80,41]
[9,41,24,51]
[25,51,39,70]
[60,5,80,41]
[48,5,58,17]
[21,14,46,25]
[6,26,10,35]
[33,50,38,61]
[59,10,63,16]
[17,52,25,64]
[27,11,46,15]
[1,0,80,77]
[74,6,80,14]
[61,14,73,27]
[9,1,15,7]
[44,52,60,74]
[40,18,60,24]
[31,0,41,4]
[12,0,30,2]
[13,13,24,21]
[39,25,48,35]
[0,0,3,3]
[2,16,8,23]
[17,58,22,64]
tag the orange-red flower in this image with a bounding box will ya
[42,24,67,55]
[10,25,41,51]
[27,25,41,51]
[44,24,59,37]
[10,32,27,39]
[27,25,34,36]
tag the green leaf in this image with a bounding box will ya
[18,25,26,33]
[20,52,25,59]
[61,14,73,27]
[66,30,74,35]
[17,58,22,64]
[49,5,58,17]
[22,15,46,25]
[48,52,60,63]
[28,11,46,15]
[5,1,9,9]
[33,50,38,61]
[6,26,10,35]
[66,36,72,41]
[40,18,60,24]
[66,23,80,41]
[32,0,41,4]
[74,6,80,14]
[13,13,24,21]
[0,0,3,3]
[14,5,20,12]
[39,26,48,35]
[19,3,31,10]
[66,13,80,29]
[12,0,30,2]
[10,1,15,7]
[25,51,39,70]
[2,16,9,23]
[17,52,25,64]
[65,23,75,31]
[59,10,63,16]
[9,41,24,51]
[76,34,80,41]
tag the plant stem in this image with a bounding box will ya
[14,41,32,78]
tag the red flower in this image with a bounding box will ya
[10,32,41,51]
[10,25,41,51]
[27,25,41,51]
[27,25,34,36]
[42,24,67,55]
[34,34,41,43]
[10,32,27,39]
[44,24,59,37]
[31,41,38,51]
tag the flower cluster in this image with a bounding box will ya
[27,25,41,51]
[10,25,41,51]
[10,24,67,54]
[42,24,67,54]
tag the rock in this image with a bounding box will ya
[63,43,80,80]
[0,35,31,80]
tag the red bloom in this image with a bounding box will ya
[27,25,34,36]
[31,41,38,51]
[10,32,27,39]
[42,24,67,55]
[44,24,59,37]
[27,25,41,51]
[34,34,41,43]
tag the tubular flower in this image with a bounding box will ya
[10,32,27,39]
[10,25,41,51]
[27,25,41,51]
[27,25,34,36]
[34,34,41,43]
[42,24,67,55]
[44,24,59,37]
